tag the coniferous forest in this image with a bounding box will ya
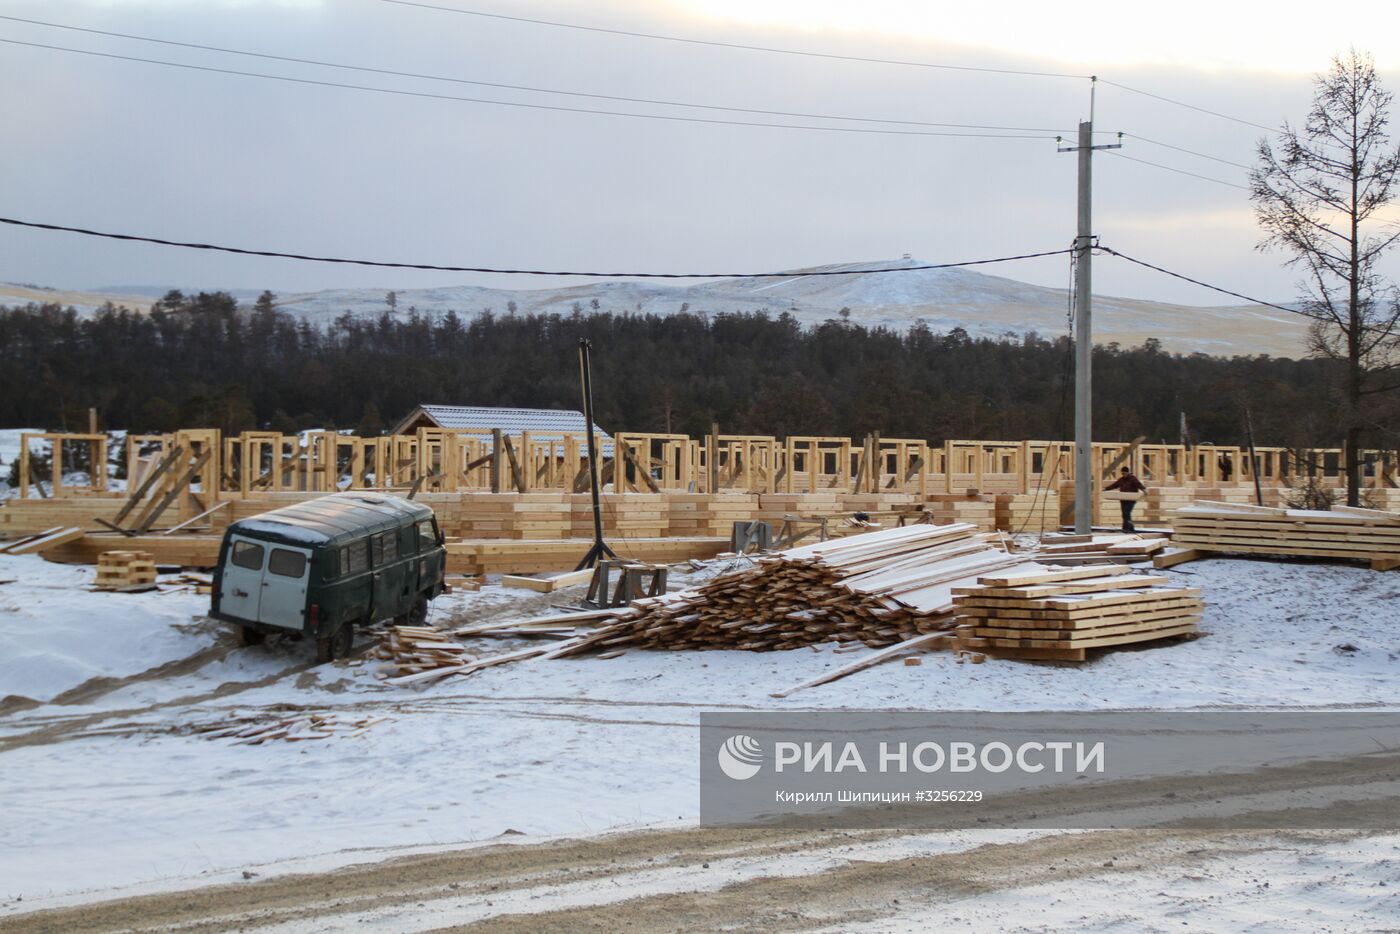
[0,289,1387,450]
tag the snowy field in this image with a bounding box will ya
[0,551,1397,922]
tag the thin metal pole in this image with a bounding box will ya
[576,338,616,569]
[1074,118,1094,533]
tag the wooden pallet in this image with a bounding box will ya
[94,550,157,590]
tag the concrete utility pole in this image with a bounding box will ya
[1058,84,1120,533]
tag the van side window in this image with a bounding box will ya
[417,519,437,550]
[231,540,264,570]
[400,524,417,555]
[372,530,397,565]
[345,539,368,574]
[268,548,307,579]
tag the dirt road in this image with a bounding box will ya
[6,751,1394,933]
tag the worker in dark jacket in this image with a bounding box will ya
[1105,466,1147,531]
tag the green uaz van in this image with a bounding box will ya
[211,492,447,662]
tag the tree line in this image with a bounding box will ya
[0,289,1386,451]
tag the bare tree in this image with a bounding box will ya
[1251,50,1400,505]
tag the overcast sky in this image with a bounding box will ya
[0,0,1397,305]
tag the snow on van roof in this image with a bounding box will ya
[229,493,433,545]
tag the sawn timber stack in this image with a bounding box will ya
[953,565,1203,661]
[551,523,1032,656]
[1171,502,1400,570]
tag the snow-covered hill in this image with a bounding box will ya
[266,258,1305,357]
[19,259,1308,357]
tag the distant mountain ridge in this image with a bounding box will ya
[4,258,1307,357]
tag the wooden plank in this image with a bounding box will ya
[1153,548,1205,569]
[162,500,230,535]
[0,527,63,554]
[6,526,85,555]
[972,564,1130,588]
[769,631,952,698]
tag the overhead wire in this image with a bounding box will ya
[379,0,1091,80]
[0,15,1078,134]
[1097,78,1276,133]
[1123,133,1252,170]
[0,215,1075,279]
[1095,247,1307,318]
[1101,150,1248,190]
[0,38,1057,140]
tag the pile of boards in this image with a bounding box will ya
[953,564,1203,661]
[550,523,1033,657]
[185,709,388,744]
[1031,532,1167,566]
[1171,501,1400,570]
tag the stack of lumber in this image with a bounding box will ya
[549,523,1032,657]
[923,494,997,531]
[571,493,668,538]
[1171,501,1400,570]
[0,526,85,555]
[186,709,388,744]
[1031,533,1166,566]
[428,493,571,540]
[0,497,126,535]
[842,493,918,513]
[755,492,842,525]
[953,565,1204,661]
[377,625,569,685]
[996,493,1061,534]
[1143,487,1195,527]
[667,492,758,536]
[94,550,157,590]
[373,625,476,678]
[1368,489,1400,511]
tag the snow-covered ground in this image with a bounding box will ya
[0,551,1396,916]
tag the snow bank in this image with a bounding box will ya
[0,555,214,703]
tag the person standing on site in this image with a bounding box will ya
[1105,466,1147,532]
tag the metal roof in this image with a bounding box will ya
[391,405,613,454]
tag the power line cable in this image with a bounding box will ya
[0,37,1057,140]
[1098,78,1275,133]
[1102,150,1248,190]
[1124,133,1252,170]
[380,0,1091,80]
[0,15,1079,134]
[1096,247,1306,317]
[0,215,1075,278]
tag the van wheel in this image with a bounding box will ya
[408,595,430,626]
[236,625,265,647]
[316,623,353,663]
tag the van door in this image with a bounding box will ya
[260,544,313,630]
[222,536,267,622]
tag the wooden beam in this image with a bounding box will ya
[132,448,213,534]
[1102,436,1148,480]
[500,434,526,493]
[162,500,231,535]
[113,444,186,525]
[620,442,662,494]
